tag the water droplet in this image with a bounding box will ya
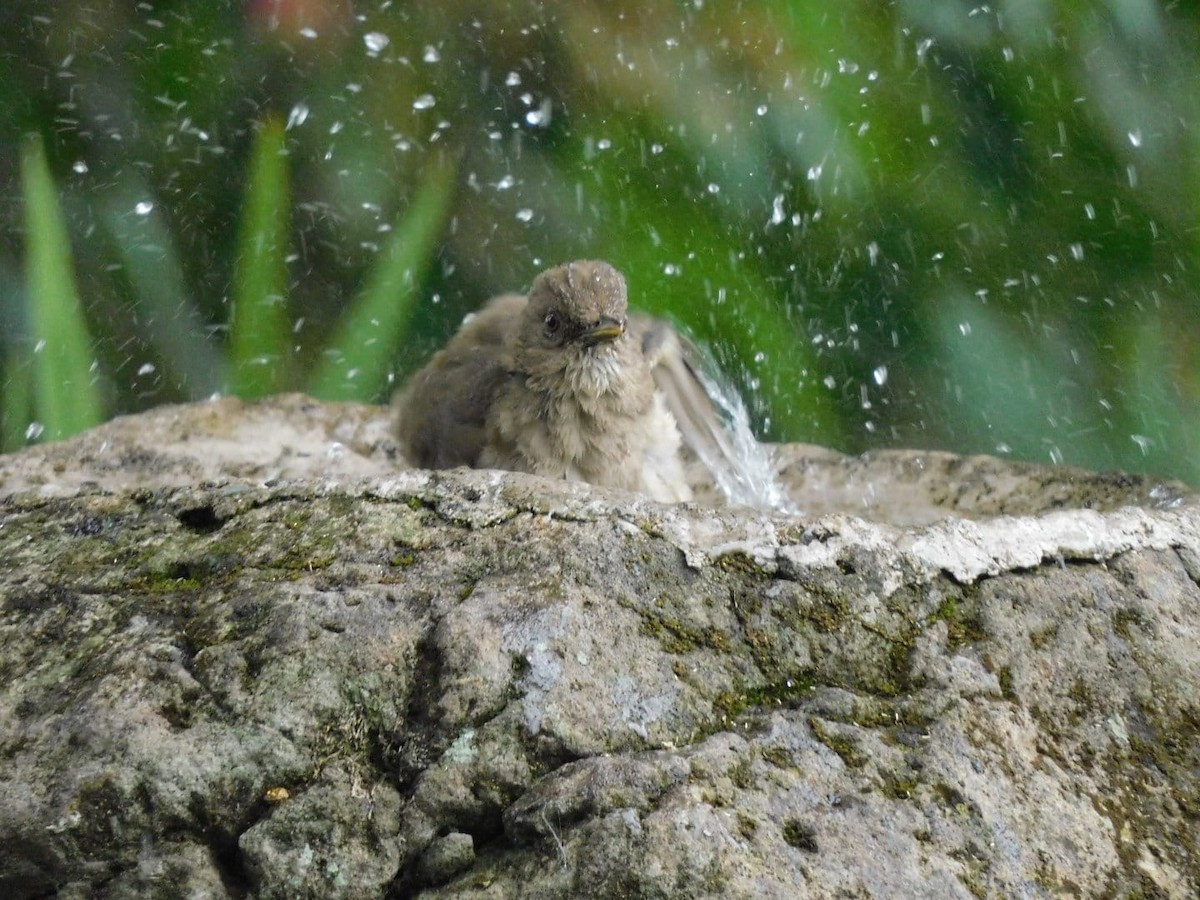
[958,321,972,336]
[1130,434,1152,455]
[1126,164,1138,188]
[413,94,436,111]
[597,138,611,150]
[299,27,318,40]
[515,208,533,222]
[72,160,88,174]
[525,99,551,127]
[756,104,768,116]
[423,44,440,63]
[137,362,156,376]
[706,182,720,194]
[135,201,154,216]
[25,422,44,441]
[286,102,309,130]
[872,365,888,386]
[505,71,521,87]
[1069,243,1084,261]
[837,58,859,74]
[823,375,837,390]
[1084,202,1096,220]
[495,174,515,190]
[807,162,823,181]
[769,194,786,226]
[1127,129,1142,148]
[364,31,389,54]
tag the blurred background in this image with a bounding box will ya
[1,0,1198,484]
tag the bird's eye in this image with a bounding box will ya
[543,311,562,337]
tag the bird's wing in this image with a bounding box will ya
[393,294,525,468]
[635,316,741,487]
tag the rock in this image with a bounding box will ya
[0,395,1196,898]
[415,832,474,888]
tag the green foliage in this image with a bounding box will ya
[231,118,291,399]
[1,343,32,452]
[16,135,103,445]
[307,162,457,402]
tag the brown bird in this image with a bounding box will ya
[392,260,744,503]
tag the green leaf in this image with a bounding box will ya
[96,178,225,398]
[307,162,456,402]
[231,118,291,398]
[1,342,33,452]
[19,134,103,442]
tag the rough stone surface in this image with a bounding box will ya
[0,394,1197,898]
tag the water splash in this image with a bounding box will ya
[692,363,798,515]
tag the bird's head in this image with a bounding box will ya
[515,260,633,394]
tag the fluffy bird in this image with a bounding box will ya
[393,260,739,503]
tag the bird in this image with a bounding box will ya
[392,259,757,504]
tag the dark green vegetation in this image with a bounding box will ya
[2,2,1198,482]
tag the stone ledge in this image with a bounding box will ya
[0,396,1196,898]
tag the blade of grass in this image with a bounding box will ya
[231,118,291,398]
[307,162,456,402]
[97,178,225,398]
[1,343,34,451]
[20,133,103,442]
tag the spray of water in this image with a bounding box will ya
[690,365,800,515]
[644,319,798,515]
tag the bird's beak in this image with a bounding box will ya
[578,315,625,347]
